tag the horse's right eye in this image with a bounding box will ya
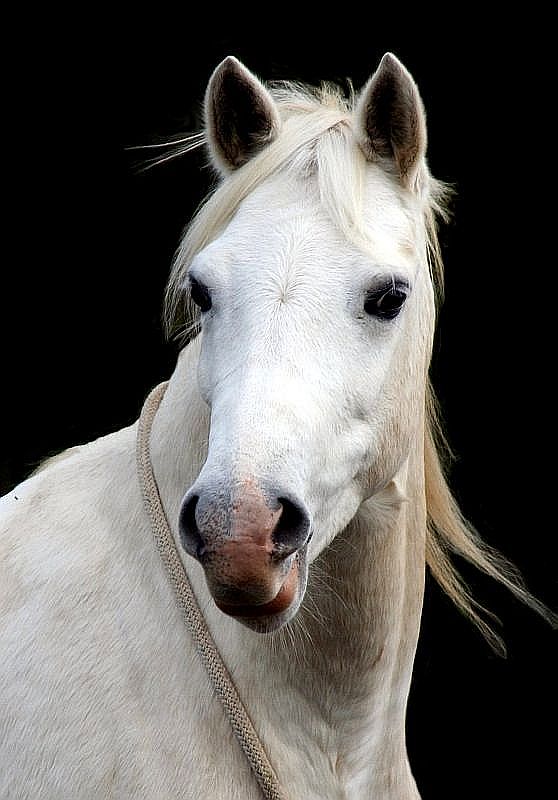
[189,278,212,312]
[364,280,409,321]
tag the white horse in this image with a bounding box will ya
[1,54,553,799]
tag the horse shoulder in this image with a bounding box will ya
[1,425,142,610]
[0,426,262,799]
[0,427,164,795]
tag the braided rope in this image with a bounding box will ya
[136,382,289,800]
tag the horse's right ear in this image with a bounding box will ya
[204,56,282,174]
[355,53,427,189]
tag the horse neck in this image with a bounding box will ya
[270,451,426,771]
[150,338,426,781]
[305,464,425,679]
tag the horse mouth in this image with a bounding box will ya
[213,550,307,632]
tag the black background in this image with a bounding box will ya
[3,12,556,799]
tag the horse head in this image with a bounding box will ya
[177,54,436,632]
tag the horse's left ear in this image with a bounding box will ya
[355,53,427,189]
[204,56,282,174]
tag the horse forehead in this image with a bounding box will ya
[212,179,416,272]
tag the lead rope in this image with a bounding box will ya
[136,382,289,800]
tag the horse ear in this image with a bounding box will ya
[204,56,282,173]
[355,53,427,188]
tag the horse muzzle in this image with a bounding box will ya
[178,477,311,631]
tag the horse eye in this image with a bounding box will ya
[189,277,212,312]
[364,284,408,320]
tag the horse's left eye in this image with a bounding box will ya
[189,277,212,313]
[364,284,408,320]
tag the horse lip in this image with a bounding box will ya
[214,555,300,619]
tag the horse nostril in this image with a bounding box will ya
[273,496,311,559]
[179,494,206,560]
